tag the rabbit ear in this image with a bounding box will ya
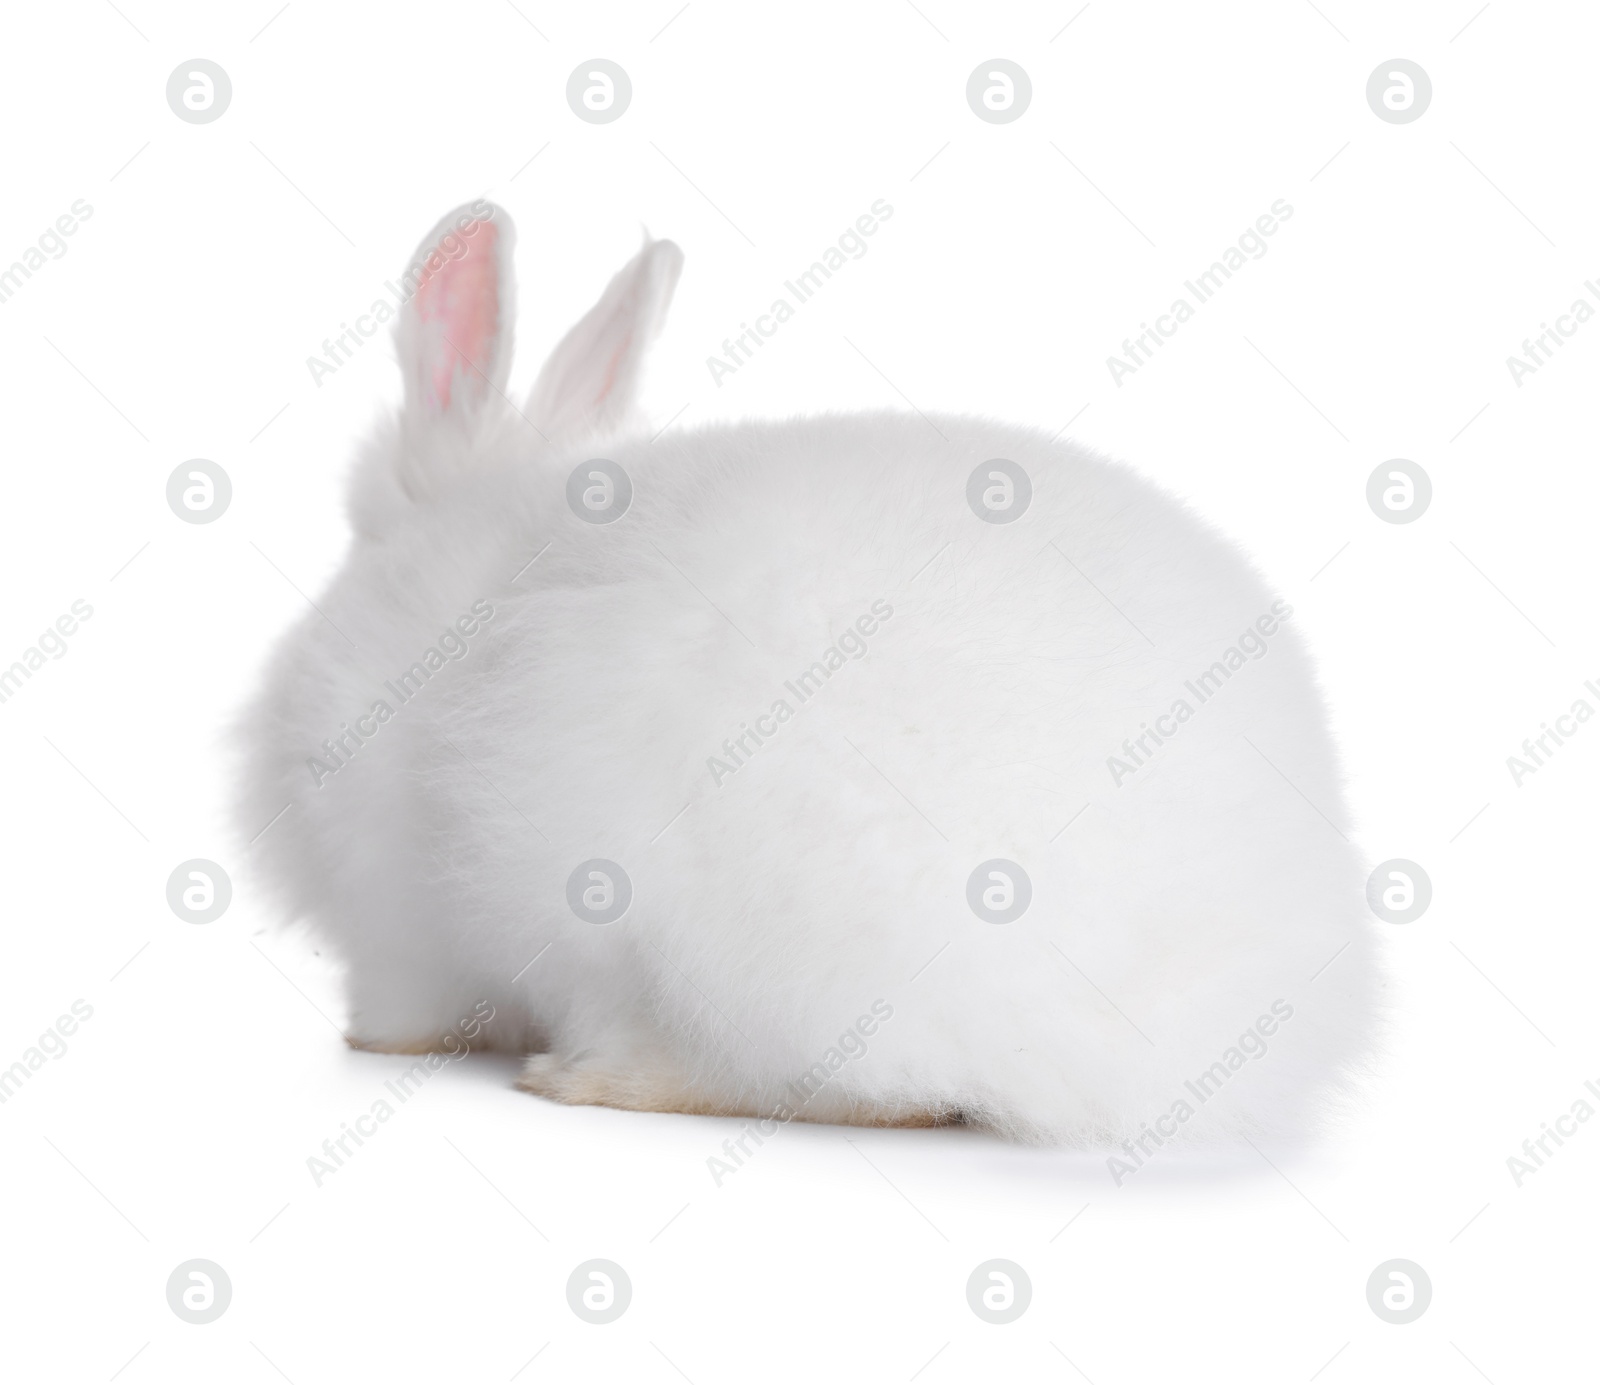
[528,237,683,441]
[396,200,514,420]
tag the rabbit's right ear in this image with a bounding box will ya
[527,237,683,442]
[395,199,514,424]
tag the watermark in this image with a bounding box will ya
[1505,1077,1600,1187]
[566,61,631,124]
[966,459,1031,523]
[966,61,1031,124]
[705,1000,895,1185]
[166,60,231,124]
[167,459,232,524]
[166,860,232,924]
[706,200,895,386]
[0,599,94,706]
[306,1002,493,1187]
[1106,1000,1294,1186]
[967,860,1032,924]
[1366,60,1431,125]
[566,1260,631,1322]
[1365,859,1431,924]
[566,860,632,924]
[305,198,494,387]
[1106,600,1293,786]
[707,600,894,787]
[1505,282,1600,386]
[966,1260,1032,1322]
[0,1000,94,1105]
[0,200,94,307]
[567,459,631,523]
[307,600,496,787]
[1506,680,1599,786]
[1107,200,1294,386]
[1366,1259,1431,1323]
[166,1259,232,1323]
[1366,459,1430,524]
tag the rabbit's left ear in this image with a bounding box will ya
[396,200,515,421]
[527,236,683,442]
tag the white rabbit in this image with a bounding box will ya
[237,199,1377,1148]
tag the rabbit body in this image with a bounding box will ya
[238,203,1375,1145]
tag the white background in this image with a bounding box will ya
[2,1,1596,1381]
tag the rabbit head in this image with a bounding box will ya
[347,198,683,538]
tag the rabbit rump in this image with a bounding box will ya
[238,199,1376,1148]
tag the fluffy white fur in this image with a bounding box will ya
[237,201,1377,1146]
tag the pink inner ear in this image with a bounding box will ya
[414,220,500,413]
